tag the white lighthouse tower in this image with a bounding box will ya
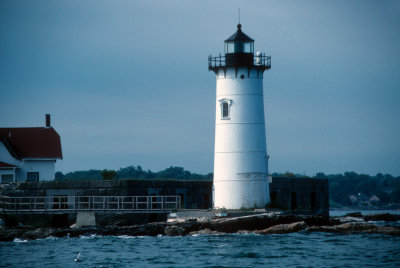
[209,24,271,209]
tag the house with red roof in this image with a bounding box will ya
[0,114,62,183]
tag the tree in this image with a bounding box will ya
[63,170,102,180]
[283,171,294,177]
[137,165,143,172]
[101,169,117,180]
[55,171,64,181]
[390,189,400,203]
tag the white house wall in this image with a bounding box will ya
[0,141,21,166]
[1,141,57,182]
[16,160,56,182]
[0,169,16,183]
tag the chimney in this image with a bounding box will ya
[46,114,51,128]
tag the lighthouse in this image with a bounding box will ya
[208,24,271,209]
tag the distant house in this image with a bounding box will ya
[0,115,62,183]
[349,194,358,205]
[349,193,381,206]
[369,195,380,205]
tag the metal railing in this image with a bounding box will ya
[0,195,181,213]
[208,54,271,69]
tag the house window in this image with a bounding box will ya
[1,174,13,183]
[220,99,232,120]
[27,172,39,182]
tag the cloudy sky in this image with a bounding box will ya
[1,0,399,176]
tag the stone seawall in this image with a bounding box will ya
[0,177,329,215]
[0,180,213,210]
[1,212,168,229]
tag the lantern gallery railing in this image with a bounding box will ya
[208,54,271,70]
[0,195,181,213]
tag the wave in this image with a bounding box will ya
[79,234,102,239]
[116,235,137,239]
[13,238,28,243]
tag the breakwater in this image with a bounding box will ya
[1,212,399,242]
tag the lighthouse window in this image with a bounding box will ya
[226,41,254,54]
[219,99,231,120]
[222,102,229,119]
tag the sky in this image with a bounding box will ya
[0,0,399,176]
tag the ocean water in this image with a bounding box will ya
[1,232,400,267]
[1,210,400,268]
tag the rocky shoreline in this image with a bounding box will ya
[1,212,399,242]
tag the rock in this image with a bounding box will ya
[1,212,398,241]
[363,213,400,222]
[303,216,331,226]
[237,230,252,234]
[254,209,266,213]
[307,222,400,236]
[338,216,365,224]
[255,221,307,234]
[344,212,363,218]
[168,217,209,223]
[172,220,203,234]
[17,223,30,228]
[164,225,185,236]
[22,228,56,240]
[307,222,377,234]
[194,217,209,223]
[169,213,178,218]
[0,228,24,242]
[339,222,376,232]
[328,218,341,225]
[189,228,224,235]
[373,226,400,236]
[122,223,166,236]
[209,212,294,233]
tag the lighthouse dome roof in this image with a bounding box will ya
[225,24,254,42]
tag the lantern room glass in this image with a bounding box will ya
[225,41,254,54]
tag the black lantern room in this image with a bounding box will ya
[208,24,271,74]
[225,24,254,67]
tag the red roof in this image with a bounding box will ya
[0,161,17,168]
[0,127,62,159]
